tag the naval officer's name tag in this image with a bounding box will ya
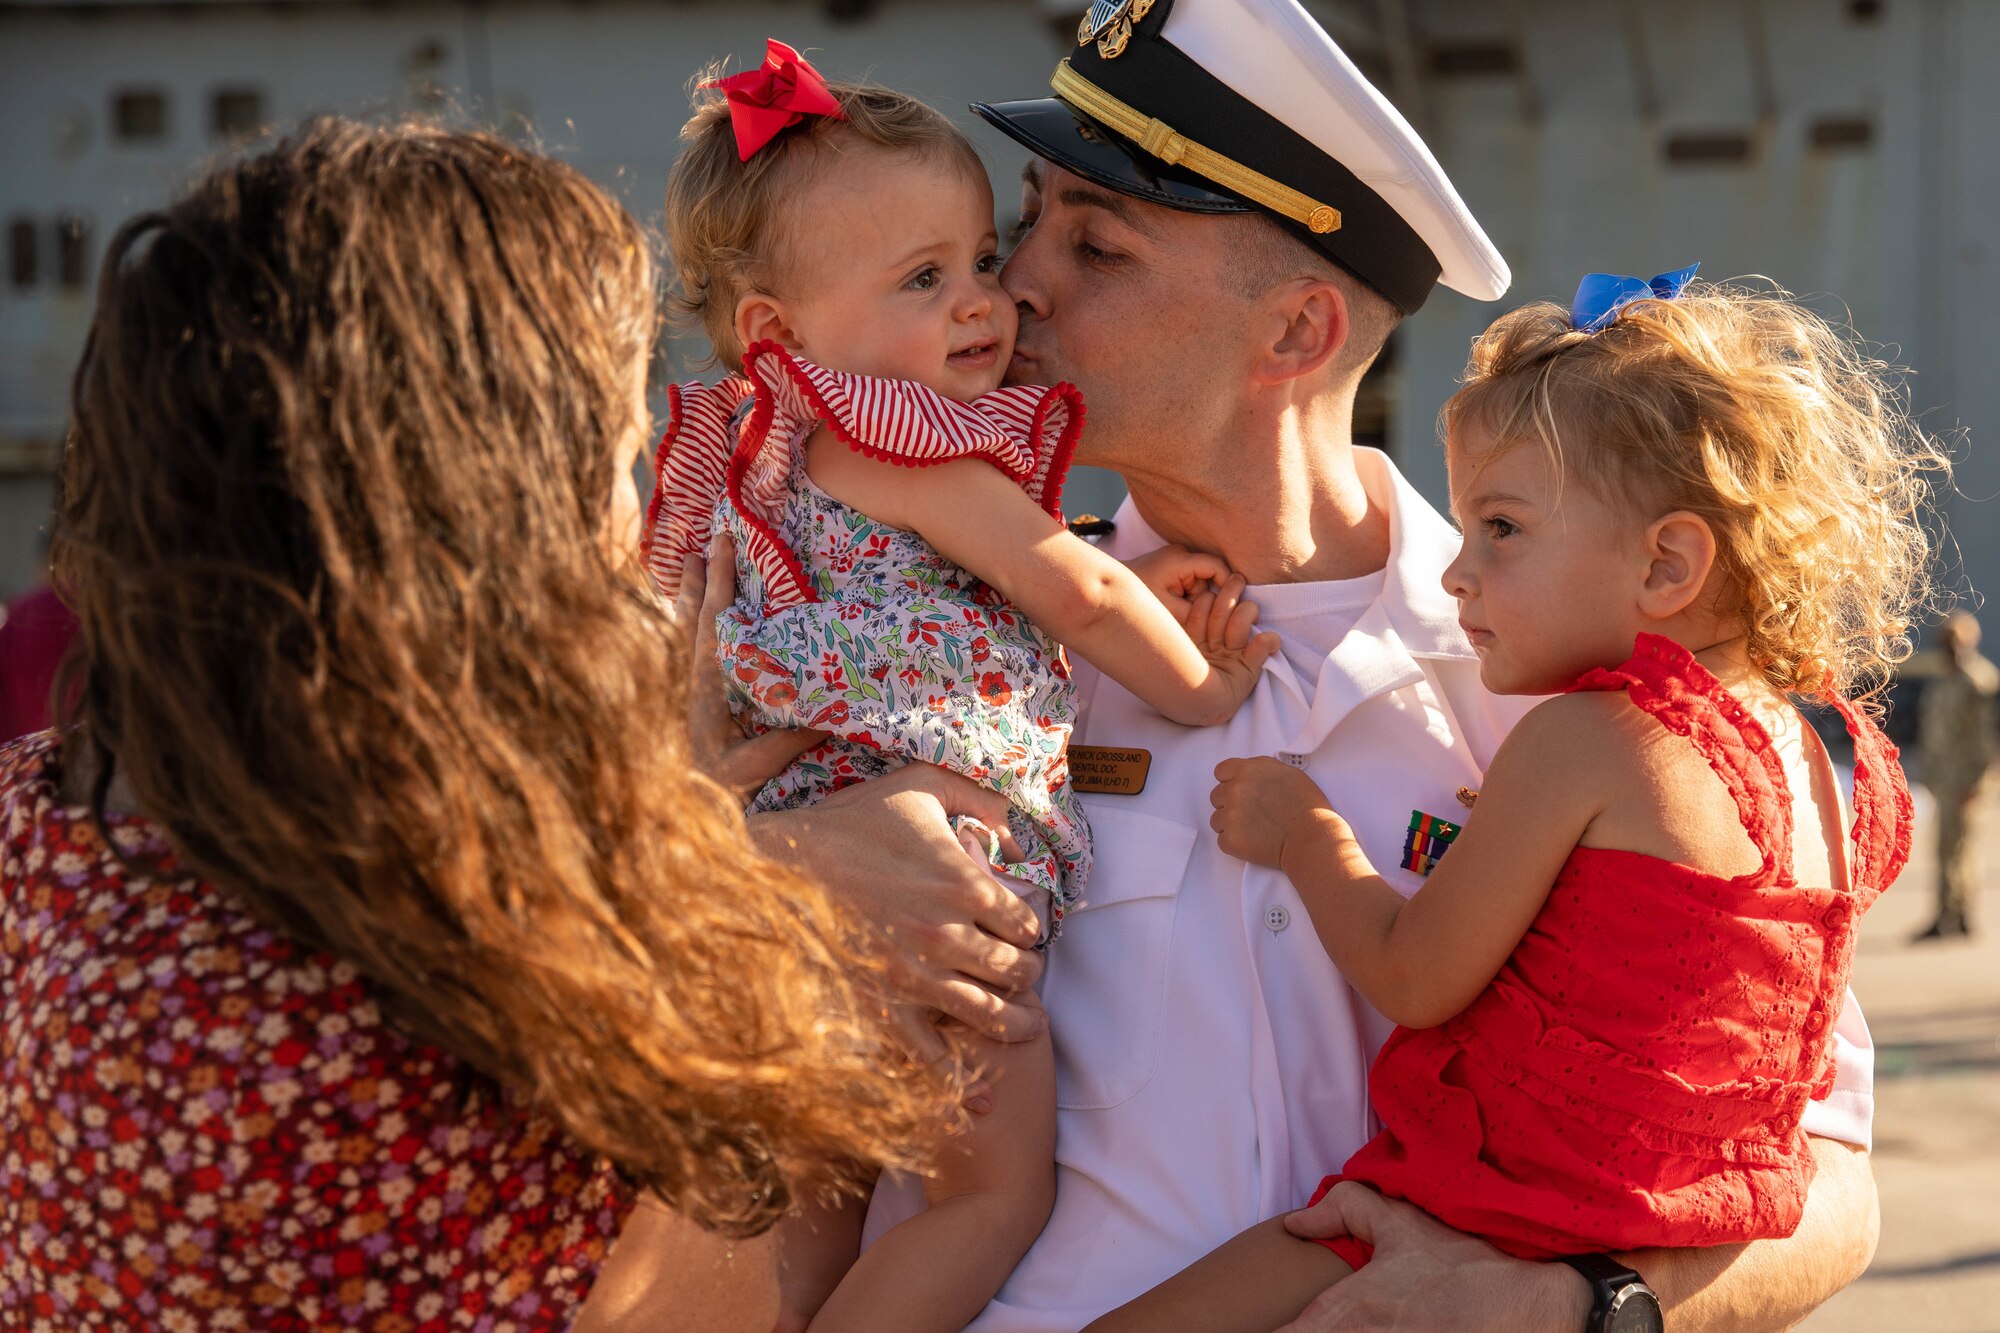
[1068,745,1152,795]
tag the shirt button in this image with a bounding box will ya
[1278,752,1308,769]
[1822,902,1849,927]
[1266,905,1291,933]
[1804,1010,1826,1032]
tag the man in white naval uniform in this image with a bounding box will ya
[762,0,1884,1327]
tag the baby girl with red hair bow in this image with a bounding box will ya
[650,40,1278,1333]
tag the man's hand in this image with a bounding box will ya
[1278,1182,1591,1332]
[1280,1137,1878,1332]
[750,762,1047,1058]
[669,537,826,802]
[675,539,1043,1063]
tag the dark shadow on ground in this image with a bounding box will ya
[1873,1037,2000,1079]
[1865,1003,2000,1078]
[1865,1249,2000,1280]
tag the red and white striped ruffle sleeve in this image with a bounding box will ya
[641,374,756,600]
[642,341,1085,612]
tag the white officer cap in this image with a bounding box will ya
[975,0,1509,313]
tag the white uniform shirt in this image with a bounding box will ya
[871,448,1876,1333]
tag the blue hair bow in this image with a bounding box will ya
[1569,263,1700,333]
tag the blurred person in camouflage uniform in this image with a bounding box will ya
[1916,610,1998,939]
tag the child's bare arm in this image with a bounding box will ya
[1210,696,1609,1027]
[806,440,1275,726]
[1083,1216,1354,1333]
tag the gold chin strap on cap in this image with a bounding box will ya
[1050,60,1342,235]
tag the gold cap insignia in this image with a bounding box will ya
[1078,0,1154,59]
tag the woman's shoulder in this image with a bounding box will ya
[1,732,582,1146]
[2,730,171,887]
[2,734,633,1327]
[1,728,67,815]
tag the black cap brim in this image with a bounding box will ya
[972,96,1252,217]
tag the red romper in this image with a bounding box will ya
[1315,634,1911,1265]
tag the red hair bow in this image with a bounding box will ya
[709,39,845,162]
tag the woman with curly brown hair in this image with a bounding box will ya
[0,118,950,1332]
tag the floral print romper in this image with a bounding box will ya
[646,343,1092,934]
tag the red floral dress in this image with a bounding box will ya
[645,343,1092,933]
[1315,635,1912,1264]
[0,733,632,1331]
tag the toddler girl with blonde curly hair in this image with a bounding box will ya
[1095,271,1950,1331]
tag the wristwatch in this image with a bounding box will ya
[1558,1253,1664,1333]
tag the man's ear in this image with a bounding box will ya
[1250,279,1349,386]
[1638,511,1720,620]
[735,291,801,355]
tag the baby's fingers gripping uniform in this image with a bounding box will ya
[646,342,1092,933]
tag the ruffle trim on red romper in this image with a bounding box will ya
[1799,685,1912,1093]
[1569,633,1797,885]
[1568,635,1912,906]
[1574,638,1913,1102]
[641,341,1084,610]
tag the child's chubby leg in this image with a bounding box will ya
[771,1186,869,1333]
[1082,1217,1354,1333]
[953,815,1054,941]
[806,1016,1056,1333]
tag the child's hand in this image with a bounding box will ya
[1182,574,1281,724]
[1210,756,1337,868]
[1124,544,1236,623]
[1124,545,1280,724]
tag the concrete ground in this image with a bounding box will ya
[1803,786,2000,1332]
